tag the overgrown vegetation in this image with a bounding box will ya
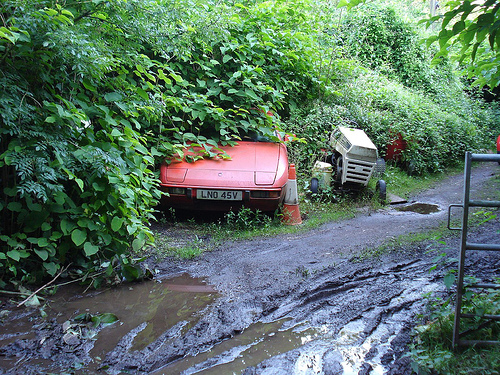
[285,3,500,179]
[1,0,499,287]
[0,0,318,285]
[409,278,500,375]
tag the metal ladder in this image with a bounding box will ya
[447,152,500,348]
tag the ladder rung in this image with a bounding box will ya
[459,283,500,291]
[466,243,500,251]
[469,199,500,208]
[458,339,500,346]
[471,153,500,162]
[460,313,500,321]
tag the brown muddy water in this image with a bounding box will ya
[153,320,322,374]
[0,274,218,373]
[395,202,440,214]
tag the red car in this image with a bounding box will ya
[497,134,500,164]
[160,134,289,212]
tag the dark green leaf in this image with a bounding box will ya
[71,229,87,247]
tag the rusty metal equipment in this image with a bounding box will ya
[447,152,500,348]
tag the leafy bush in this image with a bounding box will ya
[410,280,500,375]
[284,24,499,176]
[339,5,436,92]
[0,2,163,285]
[0,0,320,285]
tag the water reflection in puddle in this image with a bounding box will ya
[77,275,217,365]
[336,320,386,375]
[153,316,395,375]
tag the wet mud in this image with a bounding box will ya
[0,164,499,374]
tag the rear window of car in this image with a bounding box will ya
[237,129,275,142]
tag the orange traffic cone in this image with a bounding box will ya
[282,164,302,225]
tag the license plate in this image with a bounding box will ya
[196,189,242,201]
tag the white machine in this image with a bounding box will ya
[310,126,386,200]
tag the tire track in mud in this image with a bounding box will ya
[99,164,499,374]
[244,258,446,374]
[1,164,498,374]
[102,241,499,374]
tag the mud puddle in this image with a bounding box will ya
[153,319,322,375]
[1,163,498,374]
[395,202,440,214]
[0,274,218,374]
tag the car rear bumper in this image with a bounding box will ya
[159,186,284,212]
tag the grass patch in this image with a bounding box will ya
[357,224,453,260]
[409,279,500,375]
[383,164,465,199]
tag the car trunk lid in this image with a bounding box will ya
[165,142,281,187]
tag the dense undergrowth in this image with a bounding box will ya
[409,278,500,375]
[1,0,499,288]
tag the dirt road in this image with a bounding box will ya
[1,163,499,374]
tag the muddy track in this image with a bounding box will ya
[1,163,499,375]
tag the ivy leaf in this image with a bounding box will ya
[75,178,84,191]
[60,219,75,235]
[25,295,41,308]
[99,313,119,325]
[7,202,22,212]
[7,250,20,261]
[122,263,141,281]
[132,237,145,251]
[43,262,58,276]
[444,273,456,291]
[37,238,49,247]
[136,87,149,101]
[35,249,49,261]
[82,79,97,92]
[245,88,260,100]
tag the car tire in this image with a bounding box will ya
[376,179,387,202]
[310,178,319,194]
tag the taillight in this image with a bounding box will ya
[168,187,187,195]
[250,191,280,198]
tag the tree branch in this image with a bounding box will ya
[17,264,70,308]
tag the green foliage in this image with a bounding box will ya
[410,279,500,375]
[339,5,436,92]
[0,1,166,284]
[285,58,499,175]
[0,0,320,285]
[283,2,499,176]
[1,0,499,286]
[424,0,500,89]
[223,207,275,231]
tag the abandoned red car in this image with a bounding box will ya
[160,133,289,212]
[497,134,500,164]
